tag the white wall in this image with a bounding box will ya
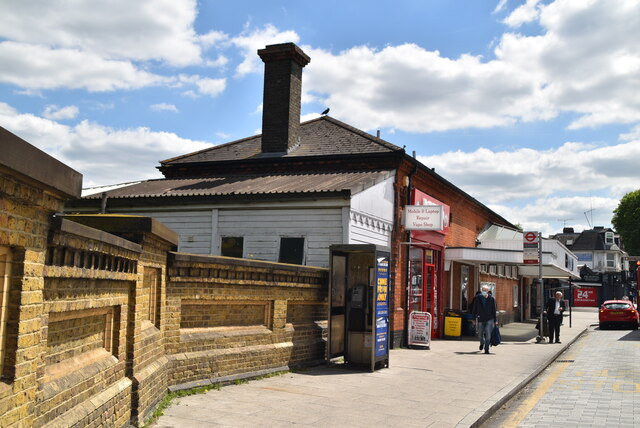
[125,209,213,254]
[348,177,394,247]
[217,207,343,267]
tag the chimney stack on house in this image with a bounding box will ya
[258,42,310,154]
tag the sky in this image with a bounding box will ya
[1,0,639,237]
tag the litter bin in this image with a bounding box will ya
[462,313,476,336]
[443,309,463,339]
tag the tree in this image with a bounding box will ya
[612,189,640,255]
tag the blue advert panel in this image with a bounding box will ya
[375,256,389,358]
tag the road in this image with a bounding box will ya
[482,326,640,428]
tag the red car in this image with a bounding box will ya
[599,300,639,330]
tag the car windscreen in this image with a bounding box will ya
[603,303,631,310]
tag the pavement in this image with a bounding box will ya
[483,324,640,428]
[154,308,598,428]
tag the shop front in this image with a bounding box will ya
[407,189,449,339]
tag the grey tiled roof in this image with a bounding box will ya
[161,116,402,165]
[83,170,394,199]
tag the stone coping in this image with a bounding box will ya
[0,126,82,198]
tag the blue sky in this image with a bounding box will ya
[1,0,639,237]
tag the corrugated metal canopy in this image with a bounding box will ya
[82,170,394,199]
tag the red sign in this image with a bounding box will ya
[573,287,598,307]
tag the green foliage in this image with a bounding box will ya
[141,371,289,427]
[142,383,221,427]
[612,189,640,255]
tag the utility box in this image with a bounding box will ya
[327,244,390,371]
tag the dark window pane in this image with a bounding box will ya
[221,237,243,258]
[278,237,304,265]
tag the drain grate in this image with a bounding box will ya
[556,359,575,363]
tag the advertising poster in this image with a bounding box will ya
[573,287,598,307]
[375,257,389,358]
[408,311,431,347]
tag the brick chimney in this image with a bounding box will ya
[258,42,310,154]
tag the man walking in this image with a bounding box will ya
[545,291,566,343]
[472,285,497,354]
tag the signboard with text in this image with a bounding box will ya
[573,287,598,307]
[408,311,431,347]
[374,257,390,358]
[403,205,444,231]
[523,231,540,265]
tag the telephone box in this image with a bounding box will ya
[327,244,390,371]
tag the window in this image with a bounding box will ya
[489,264,497,275]
[505,265,512,278]
[498,265,505,277]
[278,237,305,265]
[479,264,487,273]
[512,266,518,277]
[0,247,11,379]
[605,232,614,245]
[221,237,243,258]
[606,253,615,268]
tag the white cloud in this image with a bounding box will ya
[300,0,640,133]
[489,196,619,236]
[503,0,542,27]
[0,102,211,187]
[0,42,167,91]
[418,140,640,205]
[619,125,640,142]
[43,104,79,120]
[0,0,204,67]
[150,103,179,113]
[416,138,640,233]
[199,30,228,49]
[177,75,227,97]
[0,0,231,94]
[493,0,510,14]
[231,24,300,76]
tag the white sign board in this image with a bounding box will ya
[408,311,431,347]
[523,231,539,264]
[403,205,444,231]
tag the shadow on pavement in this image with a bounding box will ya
[617,329,640,341]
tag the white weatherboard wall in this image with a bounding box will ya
[347,177,394,247]
[125,210,213,254]
[217,207,343,267]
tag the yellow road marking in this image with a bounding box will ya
[500,340,586,428]
[612,383,640,392]
[501,362,571,428]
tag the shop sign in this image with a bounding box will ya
[374,257,389,357]
[408,311,431,347]
[404,205,444,231]
[573,287,598,307]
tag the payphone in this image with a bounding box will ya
[327,244,390,371]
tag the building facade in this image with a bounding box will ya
[67,42,521,345]
[552,227,632,305]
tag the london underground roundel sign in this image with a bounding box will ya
[524,231,538,243]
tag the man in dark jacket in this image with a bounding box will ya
[545,291,566,343]
[472,285,497,354]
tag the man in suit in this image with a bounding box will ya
[545,291,566,343]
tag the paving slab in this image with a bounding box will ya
[154,308,597,428]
